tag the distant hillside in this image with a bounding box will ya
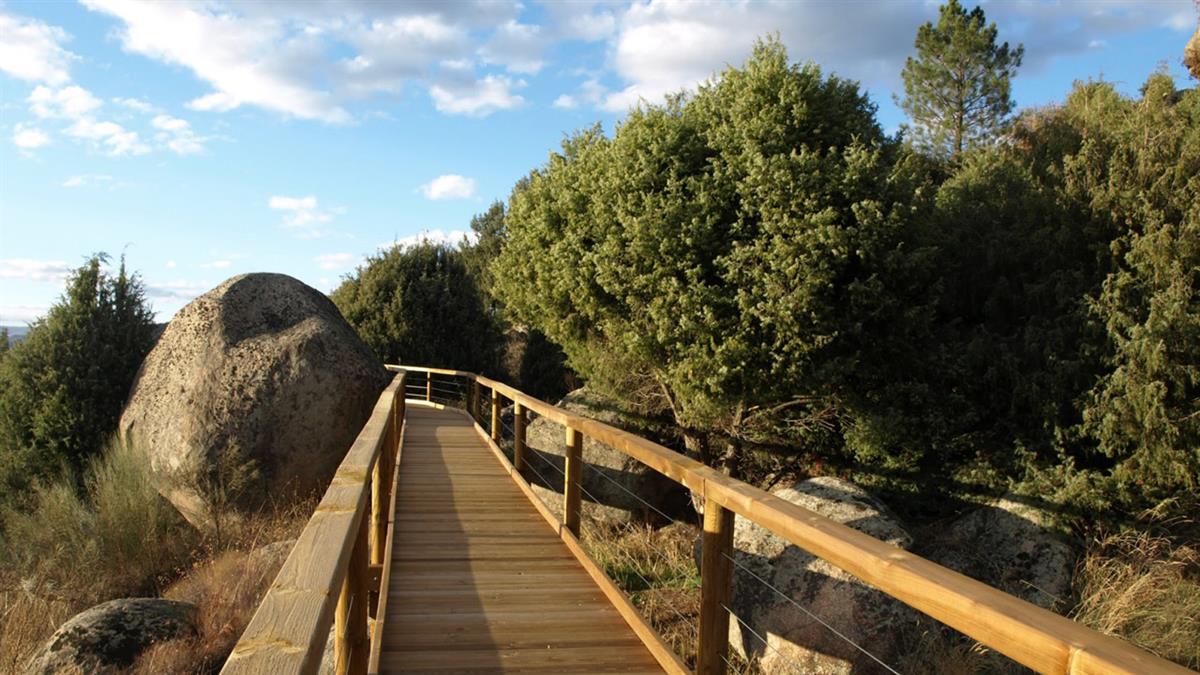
[1,326,30,344]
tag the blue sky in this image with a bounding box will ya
[1,0,1196,326]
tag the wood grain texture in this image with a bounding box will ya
[390,365,1198,675]
[697,498,733,675]
[222,373,405,675]
[377,403,665,674]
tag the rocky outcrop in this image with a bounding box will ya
[120,273,389,527]
[522,388,687,524]
[26,598,197,674]
[928,496,1076,611]
[718,477,918,674]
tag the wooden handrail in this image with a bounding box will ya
[222,371,406,675]
[389,364,1194,675]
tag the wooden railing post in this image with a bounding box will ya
[396,375,406,435]
[425,372,432,402]
[563,426,583,536]
[335,514,370,675]
[371,399,394,567]
[698,495,735,675]
[491,389,501,442]
[513,402,526,471]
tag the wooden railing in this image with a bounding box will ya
[387,364,1193,675]
[221,371,406,675]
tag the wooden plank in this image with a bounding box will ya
[563,426,582,536]
[463,410,689,675]
[389,367,1198,675]
[513,402,526,471]
[491,387,501,442]
[697,496,734,675]
[376,404,667,674]
[379,644,662,673]
[223,374,404,675]
[367,406,405,674]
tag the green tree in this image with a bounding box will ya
[330,242,502,374]
[0,255,156,503]
[899,0,1023,160]
[1079,74,1200,508]
[493,39,936,478]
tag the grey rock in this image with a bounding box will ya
[522,388,687,524]
[120,273,390,527]
[717,476,918,674]
[26,598,197,674]
[928,496,1076,611]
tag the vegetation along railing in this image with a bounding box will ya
[223,364,1193,675]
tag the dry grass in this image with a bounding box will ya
[1072,530,1200,669]
[130,492,314,675]
[0,438,197,671]
[0,436,317,675]
[131,543,295,674]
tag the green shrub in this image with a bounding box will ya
[331,242,503,374]
[0,255,156,507]
[0,437,194,604]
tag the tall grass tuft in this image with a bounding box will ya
[1072,530,1200,669]
[0,437,197,670]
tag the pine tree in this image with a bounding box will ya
[899,0,1023,160]
[0,255,156,503]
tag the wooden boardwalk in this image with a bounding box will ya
[376,403,665,674]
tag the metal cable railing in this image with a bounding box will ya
[385,364,1197,675]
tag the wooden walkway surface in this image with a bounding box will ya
[377,403,665,674]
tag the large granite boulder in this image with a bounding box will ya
[719,477,918,674]
[120,273,389,526]
[927,496,1076,611]
[26,598,197,674]
[522,388,687,525]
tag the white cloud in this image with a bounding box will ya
[268,194,341,238]
[113,97,158,113]
[0,258,72,283]
[0,305,51,325]
[199,259,232,269]
[165,260,177,269]
[62,174,113,188]
[151,114,189,133]
[555,78,606,110]
[28,85,101,119]
[12,123,50,149]
[480,20,545,74]
[82,0,350,123]
[65,116,151,156]
[24,84,151,156]
[0,12,75,85]
[420,174,477,200]
[429,74,524,116]
[315,252,357,270]
[144,279,209,302]
[590,0,1197,113]
[77,1,561,121]
[379,229,475,250]
[152,114,206,154]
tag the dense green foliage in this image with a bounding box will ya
[1073,75,1200,506]
[494,39,938,476]
[899,0,1023,160]
[492,34,1199,522]
[0,256,156,505]
[330,242,503,373]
